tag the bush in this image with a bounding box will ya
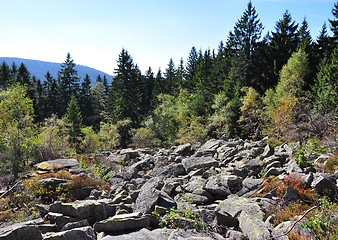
[304,197,338,240]
[132,127,154,148]
[81,126,100,153]
[323,152,338,173]
[294,138,327,168]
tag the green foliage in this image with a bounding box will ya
[323,152,338,173]
[65,95,83,151]
[304,197,338,240]
[132,127,154,148]
[294,138,327,168]
[0,84,36,177]
[152,194,205,232]
[81,126,100,153]
[37,115,76,160]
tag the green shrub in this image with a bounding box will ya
[152,194,205,232]
[132,127,154,148]
[81,126,100,153]
[294,138,327,168]
[304,197,338,240]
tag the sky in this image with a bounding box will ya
[0,0,335,76]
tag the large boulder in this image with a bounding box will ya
[93,212,150,233]
[205,174,242,198]
[43,226,96,240]
[133,177,163,214]
[182,157,219,173]
[49,199,115,224]
[0,218,44,240]
[174,143,192,156]
[35,159,79,171]
[238,211,272,240]
[311,173,337,199]
[148,163,186,178]
[168,229,225,240]
[100,228,173,240]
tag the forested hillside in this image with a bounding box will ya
[0,1,336,178]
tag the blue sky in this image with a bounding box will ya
[0,0,335,76]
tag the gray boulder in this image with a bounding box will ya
[168,229,225,240]
[93,212,150,233]
[174,143,192,156]
[182,157,219,173]
[0,219,44,240]
[311,173,337,199]
[35,159,79,171]
[205,174,242,198]
[49,199,115,225]
[43,226,96,240]
[101,228,173,240]
[133,177,163,214]
[238,211,272,240]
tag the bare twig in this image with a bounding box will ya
[269,205,318,240]
[0,180,22,199]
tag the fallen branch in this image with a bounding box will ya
[269,205,318,239]
[0,180,22,199]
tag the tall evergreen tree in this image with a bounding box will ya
[329,1,338,40]
[58,53,80,116]
[298,17,312,52]
[269,10,299,80]
[65,95,83,150]
[107,49,141,126]
[142,67,155,113]
[102,75,109,94]
[80,74,93,126]
[0,62,11,88]
[44,71,59,117]
[227,1,264,88]
[184,46,199,91]
[164,58,178,95]
[91,82,107,129]
[151,68,164,108]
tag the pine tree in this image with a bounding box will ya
[298,17,312,52]
[91,82,107,129]
[270,10,299,80]
[107,49,141,126]
[329,1,338,40]
[65,95,83,150]
[0,62,11,88]
[80,74,93,126]
[227,1,264,89]
[184,46,199,91]
[58,53,80,116]
[151,68,164,108]
[44,71,59,117]
[102,75,109,94]
[164,58,178,95]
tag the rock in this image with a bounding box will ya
[182,157,219,173]
[168,229,226,240]
[237,178,263,197]
[70,186,98,200]
[205,174,242,198]
[0,219,44,240]
[43,226,96,240]
[282,186,299,204]
[215,210,239,228]
[61,219,89,231]
[232,158,265,178]
[225,230,248,240]
[311,174,337,199]
[184,192,211,204]
[215,197,265,221]
[45,212,79,229]
[264,167,285,177]
[286,159,303,174]
[49,199,116,225]
[37,224,58,234]
[182,177,207,193]
[93,212,150,233]
[174,143,192,156]
[39,178,69,186]
[274,221,311,239]
[133,177,163,214]
[148,163,186,178]
[119,149,141,161]
[100,228,172,240]
[238,211,271,240]
[35,159,79,171]
[261,144,274,158]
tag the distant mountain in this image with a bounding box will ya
[0,57,113,84]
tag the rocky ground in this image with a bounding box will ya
[0,138,336,240]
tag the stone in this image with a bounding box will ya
[182,157,219,173]
[43,226,96,240]
[61,219,89,231]
[0,219,44,240]
[93,212,150,233]
[286,159,303,174]
[100,228,172,240]
[37,224,58,234]
[261,144,274,158]
[45,212,79,229]
[133,177,163,214]
[238,211,271,240]
[182,177,207,193]
[174,143,192,156]
[215,210,239,228]
[282,186,299,204]
[70,186,98,200]
[311,174,337,199]
[225,230,248,240]
[215,197,264,221]
[264,167,285,177]
[148,163,186,178]
[35,159,79,171]
[205,174,242,197]
[168,229,226,240]
[49,199,116,225]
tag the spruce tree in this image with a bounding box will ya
[91,82,107,129]
[58,53,80,116]
[44,71,59,117]
[65,95,83,150]
[329,1,338,40]
[164,58,178,96]
[0,62,11,88]
[80,74,93,126]
[269,10,299,80]
[184,46,199,91]
[107,49,141,126]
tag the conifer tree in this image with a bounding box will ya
[58,53,80,116]
[65,95,83,150]
[80,74,93,126]
[91,82,107,129]
[107,49,141,126]
[184,46,199,91]
[164,58,178,96]
[269,10,299,80]
[102,75,109,94]
[329,1,338,40]
[0,62,11,88]
[151,69,164,108]
[44,71,59,117]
